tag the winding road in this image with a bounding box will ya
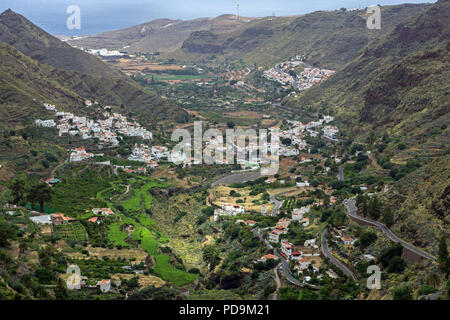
[344,198,436,261]
[252,228,303,287]
[320,229,359,282]
[270,194,284,217]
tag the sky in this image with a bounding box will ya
[0,0,436,35]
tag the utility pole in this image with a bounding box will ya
[236,3,240,21]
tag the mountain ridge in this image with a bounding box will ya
[67,14,255,53]
[0,9,120,77]
[0,9,189,125]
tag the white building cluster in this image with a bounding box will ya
[35,119,56,128]
[85,48,125,57]
[263,58,335,91]
[279,116,338,154]
[213,204,246,222]
[70,147,94,162]
[36,103,152,147]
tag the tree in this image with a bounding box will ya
[19,240,28,255]
[202,245,220,270]
[367,196,381,220]
[438,236,450,277]
[359,231,377,249]
[10,178,25,205]
[392,286,412,300]
[387,256,407,274]
[55,278,69,300]
[379,243,403,268]
[0,220,16,248]
[382,207,395,227]
[27,183,53,212]
[367,131,376,145]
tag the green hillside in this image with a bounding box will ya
[0,9,119,78]
[178,4,430,69]
[284,0,450,254]
[0,42,188,126]
[287,0,449,157]
[387,155,450,254]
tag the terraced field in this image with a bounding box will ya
[96,175,196,286]
[54,221,88,241]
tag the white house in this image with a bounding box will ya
[70,147,94,162]
[35,119,56,128]
[292,206,310,221]
[92,208,116,216]
[302,217,310,227]
[221,204,245,214]
[341,237,356,245]
[281,241,292,258]
[304,239,316,247]
[291,251,303,261]
[298,258,311,271]
[296,181,310,188]
[269,231,280,243]
[97,279,111,293]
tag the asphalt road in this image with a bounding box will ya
[252,228,303,287]
[344,199,436,261]
[338,165,344,181]
[274,249,303,287]
[270,195,284,217]
[320,229,359,282]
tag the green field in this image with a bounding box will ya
[107,223,130,247]
[95,175,193,286]
[145,73,204,81]
[123,179,168,213]
[153,254,197,287]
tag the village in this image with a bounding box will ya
[278,115,340,157]
[36,101,152,146]
[263,56,335,92]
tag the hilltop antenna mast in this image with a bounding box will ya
[236,3,240,21]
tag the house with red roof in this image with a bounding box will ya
[341,237,356,245]
[88,217,101,224]
[51,213,76,225]
[291,251,303,261]
[245,220,256,227]
[281,240,292,258]
[92,208,116,216]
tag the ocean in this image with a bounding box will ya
[0,1,163,36]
